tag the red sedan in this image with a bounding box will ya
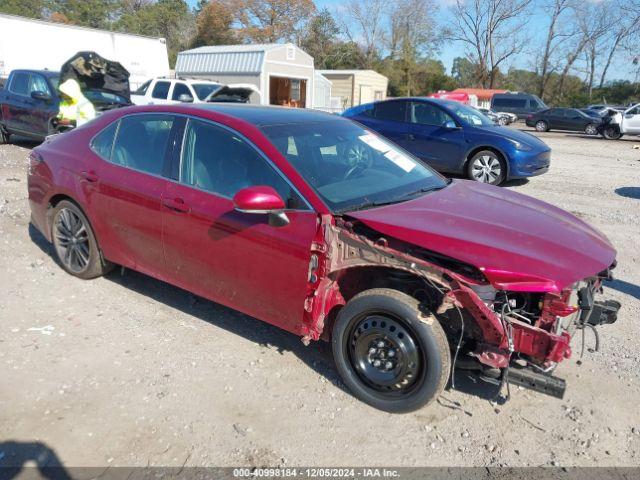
[28,104,619,412]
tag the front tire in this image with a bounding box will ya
[51,200,112,279]
[602,126,622,140]
[498,117,508,126]
[467,150,506,185]
[535,120,548,132]
[332,289,451,413]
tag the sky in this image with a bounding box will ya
[186,0,637,82]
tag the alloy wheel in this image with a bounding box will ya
[585,124,597,135]
[53,208,90,273]
[471,154,502,183]
[535,121,547,132]
[349,314,422,394]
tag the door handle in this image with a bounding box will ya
[162,197,191,213]
[404,133,415,141]
[80,170,98,182]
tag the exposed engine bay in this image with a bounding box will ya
[302,215,620,401]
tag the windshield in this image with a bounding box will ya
[85,90,129,104]
[193,83,221,100]
[447,103,494,126]
[261,119,448,213]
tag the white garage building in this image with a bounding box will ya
[175,43,326,109]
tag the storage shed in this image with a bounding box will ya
[175,43,314,107]
[317,70,388,110]
[312,72,333,111]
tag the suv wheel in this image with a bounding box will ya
[535,120,548,132]
[467,150,506,185]
[332,288,451,413]
[51,200,113,279]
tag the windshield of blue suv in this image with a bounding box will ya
[261,119,448,213]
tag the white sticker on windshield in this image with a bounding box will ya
[359,134,390,152]
[384,150,416,173]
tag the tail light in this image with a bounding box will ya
[27,150,44,175]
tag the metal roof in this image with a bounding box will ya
[176,50,264,75]
[176,43,311,75]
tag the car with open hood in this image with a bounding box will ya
[343,98,551,186]
[27,104,619,412]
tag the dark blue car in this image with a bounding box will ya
[342,98,551,185]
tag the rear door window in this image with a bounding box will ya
[151,81,171,100]
[9,73,30,96]
[374,101,408,122]
[111,114,175,175]
[171,82,192,101]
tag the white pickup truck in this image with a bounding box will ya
[131,77,260,105]
[600,103,640,139]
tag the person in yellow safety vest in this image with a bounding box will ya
[57,79,96,127]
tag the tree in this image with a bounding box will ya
[448,0,532,88]
[300,8,340,68]
[451,57,479,87]
[388,0,440,95]
[191,0,237,48]
[0,0,47,18]
[342,0,388,68]
[235,0,316,43]
[115,0,193,67]
[50,0,120,29]
[536,0,575,99]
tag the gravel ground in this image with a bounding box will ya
[0,128,639,468]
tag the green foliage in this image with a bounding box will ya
[53,0,120,28]
[0,0,47,18]
[300,8,340,69]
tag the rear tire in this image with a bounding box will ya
[332,288,451,413]
[51,200,113,279]
[584,124,598,135]
[498,117,508,126]
[535,120,548,132]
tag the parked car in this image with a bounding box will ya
[131,77,260,105]
[598,103,640,139]
[491,92,547,119]
[525,108,601,135]
[27,104,620,412]
[0,69,130,143]
[478,108,516,126]
[342,98,551,185]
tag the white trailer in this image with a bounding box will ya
[0,13,170,89]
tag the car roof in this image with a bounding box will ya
[183,104,340,126]
[13,69,59,78]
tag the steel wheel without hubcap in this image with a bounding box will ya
[470,154,502,184]
[53,207,91,274]
[349,315,422,394]
[585,124,597,135]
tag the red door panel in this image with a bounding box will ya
[86,159,167,277]
[161,181,318,334]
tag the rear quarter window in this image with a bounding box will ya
[90,121,119,161]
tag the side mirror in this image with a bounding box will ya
[233,186,289,227]
[31,91,52,102]
[443,120,458,129]
[178,94,194,103]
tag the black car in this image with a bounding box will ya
[525,108,601,135]
[491,93,547,119]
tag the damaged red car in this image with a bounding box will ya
[27,104,620,412]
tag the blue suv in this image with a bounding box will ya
[342,98,551,185]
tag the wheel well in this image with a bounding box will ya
[322,266,447,340]
[464,146,508,174]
